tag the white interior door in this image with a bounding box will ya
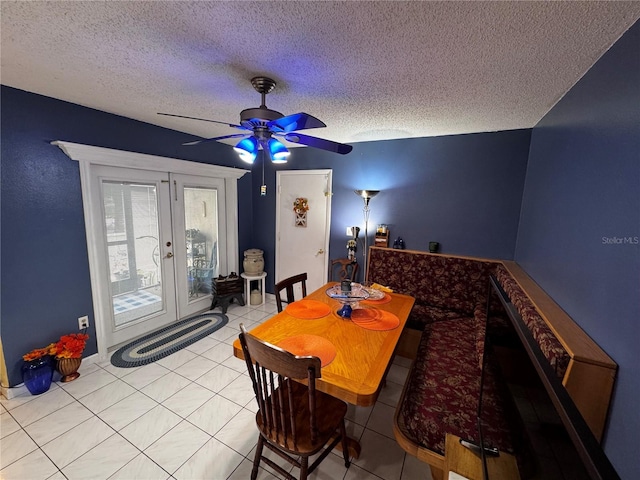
[276,170,332,295]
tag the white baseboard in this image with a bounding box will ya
[1,383,29,399]
[1,353,99,400]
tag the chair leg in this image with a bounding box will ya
[251,435,264,480]
[339,420,351,467]
[300,455,309,480]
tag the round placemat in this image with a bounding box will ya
[277,334,336,367]
[361,293,392,305]
[351,308,400,331]
[285,300,331,319]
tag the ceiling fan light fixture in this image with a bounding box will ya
[233,137,258,164]
[267,138,290,164]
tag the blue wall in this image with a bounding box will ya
[0,86,250,387]
[516,21,640,479]
[251,130,531,287]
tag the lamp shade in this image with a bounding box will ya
[354,189,380,206]
[268,138,290,164]
[233,137,258,164]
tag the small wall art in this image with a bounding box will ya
[293,197,309,227]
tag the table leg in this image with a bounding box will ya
[329,434,361,459]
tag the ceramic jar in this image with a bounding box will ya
[243,249,264,275]
[250,289,262,305]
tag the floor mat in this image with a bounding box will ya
[110,313,228,368]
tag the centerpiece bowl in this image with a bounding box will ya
[325,283,370,318]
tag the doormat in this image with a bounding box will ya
[110,313,228,368]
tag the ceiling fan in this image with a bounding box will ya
[159,76,353,164]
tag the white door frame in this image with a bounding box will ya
[275,169,332,293]
[53,141,248,360]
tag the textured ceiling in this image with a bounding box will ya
[2,1,639,148]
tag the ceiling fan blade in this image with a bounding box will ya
[268,112,326,133]
[183,133,249,146]
[158,112,246,130]
[283,132,353,155]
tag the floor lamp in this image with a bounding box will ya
[354,189,380,282]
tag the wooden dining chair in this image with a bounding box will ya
[275,273,308,312]
[239,324,350,480]
[328,258,359,282]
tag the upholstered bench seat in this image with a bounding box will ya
[407,303,470,330]
[370,247,614,479]
[397,318,517,458]
[368,249,498,328]
[399,318,479,455]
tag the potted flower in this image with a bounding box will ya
[21,343,56,395]
[53,333,89,382]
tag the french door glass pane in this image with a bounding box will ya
[184,187,218,299]
[102,181,163,327]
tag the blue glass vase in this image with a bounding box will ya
[22,357,54,395]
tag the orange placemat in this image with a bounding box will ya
[351,308,400,331]
[285,300,331,319]
[361,292,392,305]
[277,335,336,367]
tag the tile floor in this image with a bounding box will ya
[1,297,433,480]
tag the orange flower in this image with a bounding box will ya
[54,334,89,359]
[22,343,56,362]
[293,197,309,214]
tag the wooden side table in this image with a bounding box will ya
[210,276,244,314]
[241,272,267,306]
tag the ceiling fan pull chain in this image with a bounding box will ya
[261,150,267,196]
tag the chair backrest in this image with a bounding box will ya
[329,259,359,282]
[239,324,321,447]
[275,272,308,312]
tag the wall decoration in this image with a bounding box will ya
[293,197,309,227]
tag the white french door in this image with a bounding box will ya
[92,168,228,348]
[53,140,248,358]
[93,166,176,347]
[172,174,227,318]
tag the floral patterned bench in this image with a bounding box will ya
[368,247,498,330]
[366,247,615,480]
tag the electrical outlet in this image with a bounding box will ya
[78,315,89,330]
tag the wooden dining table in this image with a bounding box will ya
[232,281,415,457]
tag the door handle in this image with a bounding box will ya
[165,252,174,258]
